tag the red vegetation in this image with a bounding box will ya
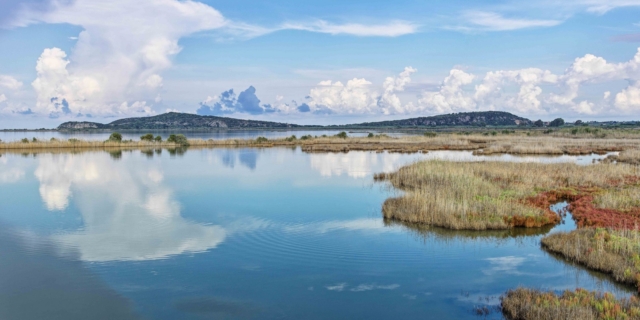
[525,181,640,229]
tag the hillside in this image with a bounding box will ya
[351,111,532,127]
[58,112,302,130]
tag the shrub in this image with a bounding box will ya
[424,132,437,138]
[300,135,312,140]
[32,137,37,142]
[284,135,297,142]
[154,135,162,142]
[368,133,374,138]
[167,134,188,146]
[21,138,29,143]
[108,132,122,142]
[534,119,544,127]
[549,118,565,127]
[491,131,497,136]
[140,133,154,141]
[256,136,268,143]
[336,131,348,139]
[50,138,58,142]
[68,138,79,143]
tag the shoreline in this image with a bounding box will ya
[1,133,638,155]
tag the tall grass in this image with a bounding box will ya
[1,132,638,154]
[376,161,640,230]
[542,228,640,289]
[501,287,640,320]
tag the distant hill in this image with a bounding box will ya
[58,112,302,130]
[57,111,535,131]
[350,111,532,127]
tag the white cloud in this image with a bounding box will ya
[281,20,418,37]
[20,0,226,117]
[0,75,23,90]
[378,67,417,114]
[462,11,563,31]
[577,0,640,14]
[0,94,6,104]
[615,81,640,110]
[417,69,476,113]
[307,78,377,114]
[475,68,557,113]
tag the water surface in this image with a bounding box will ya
[0,148,631,319]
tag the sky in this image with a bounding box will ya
[1,0,640,128]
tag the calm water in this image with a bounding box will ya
[0,148,631,319]
[0,130,393,142]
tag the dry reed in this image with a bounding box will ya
[501,287,640,320]
[542,228,640,289]
[1,132,638,155]
[376,161,640,230]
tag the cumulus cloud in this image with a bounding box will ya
[475,68,557,113]
[378,67,417,114]
[0,75,23,90]
[14,0,226,117]
[417,69,476,113]
[197,86,275,116]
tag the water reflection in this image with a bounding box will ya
[308,150,613,179]
[0,224,141,320]
[218,149,260,170]
[0,156,25,184]
[385,219,553,245]
[34,153,226,261]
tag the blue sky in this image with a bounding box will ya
[1,0,640,128]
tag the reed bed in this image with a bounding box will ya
[501,287,640,320]
[473,136,636,156]
[375,161,640,230]
[617,149,640,165]
[0,133,638,155]
[542,228,640,289]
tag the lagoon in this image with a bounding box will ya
[0,147,632,319]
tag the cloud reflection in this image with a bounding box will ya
[217,149,260,170]
[308,150,613,179]
[35,153,226,262]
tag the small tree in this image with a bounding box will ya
[534,119,544,127]
[367,133,374,138]
[575,120,583,125]
[108,132,123,142]
[154,135,162,142]
[256,136,268,143]
[21,138,29,143]
[140,133,154,141]
[549,118,565,127]
[336,131,347,139]
[167,134,188,146]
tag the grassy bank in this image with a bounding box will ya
[376,161,640,230]
[1,131,639,155]
[542,228,640,289]
[501,287,640,320]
